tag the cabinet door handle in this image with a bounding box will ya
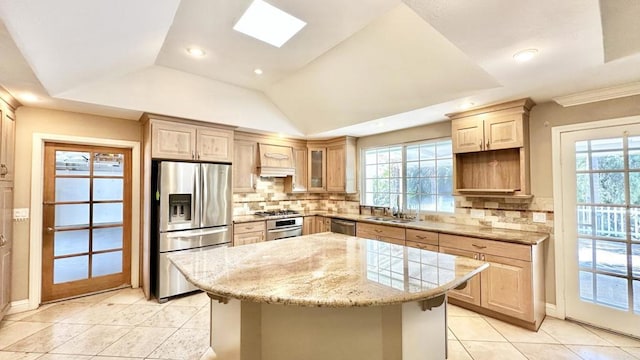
[486,141,490,149]
[473,253,478,260]
[0,164,7,176]
[480,254,486,261]
[192,151,195,159]
[472,244,487,249]
[479,141,483,149]
[0,234,5,246]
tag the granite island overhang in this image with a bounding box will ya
[169,232,489,360]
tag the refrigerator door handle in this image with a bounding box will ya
[164,227,230,239]
[194,164,202,228]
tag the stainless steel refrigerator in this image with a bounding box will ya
[152,161,231,302]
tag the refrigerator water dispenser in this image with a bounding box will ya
[168,193,191,223]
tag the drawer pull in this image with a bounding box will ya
[374,229,382,233]
[416,235,426,239]
[472,244,487,249]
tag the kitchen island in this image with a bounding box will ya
[169,233,489,360]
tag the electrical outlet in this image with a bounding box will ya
[470,209,485,219]
[532,212,546,223]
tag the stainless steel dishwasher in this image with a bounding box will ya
[330,218,356,236]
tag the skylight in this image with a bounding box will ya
[233,0,306,48]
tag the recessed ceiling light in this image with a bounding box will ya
[186,47,206,57]
[513,49,538,62]
[254,68,263,75]
[21,92,39,102]
[233,0,306,48]
[460,102,475,110]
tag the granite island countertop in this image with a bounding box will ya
[233,212,549,245]
[168,233,488,307]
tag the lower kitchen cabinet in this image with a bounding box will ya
[303,216,330,235]
[439,233,544,330]
[0,184,12,320]
[356,222,405,245]
[405,228,438,252]
[233,221,266,246]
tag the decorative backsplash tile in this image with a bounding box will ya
[422,196,554,234]
[233,177,360,215]
[233,177,553,234]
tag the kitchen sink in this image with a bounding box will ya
[365,216,415,223]
[389,218,415,223]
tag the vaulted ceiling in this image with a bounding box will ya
[0,0,639,137]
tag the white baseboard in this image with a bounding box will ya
[545,303,563,319]
[7,299,34,315]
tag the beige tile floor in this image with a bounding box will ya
[0,287,639,359]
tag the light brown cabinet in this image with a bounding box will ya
[439,233,544,330]
[303,216,330,235]
[149,119,233,162]
[451,113,524,153]
[307,147,326,192]
[0,184,13,318]
[306,137,356,193]
[405,228,439,252]
[356,222,405,245]
[233,221,266,246]
[284,147,307,193]
[448,99,533,196]
[233,140,258,193]
[0,102,15,182]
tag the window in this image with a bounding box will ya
[362,139,454,213]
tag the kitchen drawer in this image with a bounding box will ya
[406,229,438,246]
[405,240,438,252]
[439,233,531,262]
[234,221,266,235]
[357,222,405,240]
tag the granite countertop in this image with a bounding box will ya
[232,212,549,245]
[168,233,489,307]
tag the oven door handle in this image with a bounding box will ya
[267,227,301,234]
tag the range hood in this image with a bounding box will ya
[258,143,295,177]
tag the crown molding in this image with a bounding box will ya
[553,81,640,107]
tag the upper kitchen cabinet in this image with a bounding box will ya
[0,99,16,182]
[146,116,234,162]
[447,99,534,197]
[233,139,258,193]
[284,147,307,193]
[307,137,357,193]
[307,147,326,192]
[450,99,532,154]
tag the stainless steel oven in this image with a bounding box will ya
[266,217,303,240]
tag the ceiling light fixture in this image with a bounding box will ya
[21,92,39,102]
[233,0,306,48]
[186,47,206,57]
[460,102,475,110]
[513,49,538,63]
[254,68,263,75]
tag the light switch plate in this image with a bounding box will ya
[13,208,29,221]
[532,212,546,223]
[470,209,485,219]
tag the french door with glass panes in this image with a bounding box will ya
[560,123,640,337]
[42,142,131,302]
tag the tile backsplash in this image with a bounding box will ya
[232,177,360,215]
[422,196,554,234]
[233,177,553,234]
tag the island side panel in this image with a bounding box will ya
[401,299,446,360]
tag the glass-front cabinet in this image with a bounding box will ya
[308,147,326,192]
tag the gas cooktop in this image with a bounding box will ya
[254,210,300,217]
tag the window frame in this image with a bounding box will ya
[361,137,454,215]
